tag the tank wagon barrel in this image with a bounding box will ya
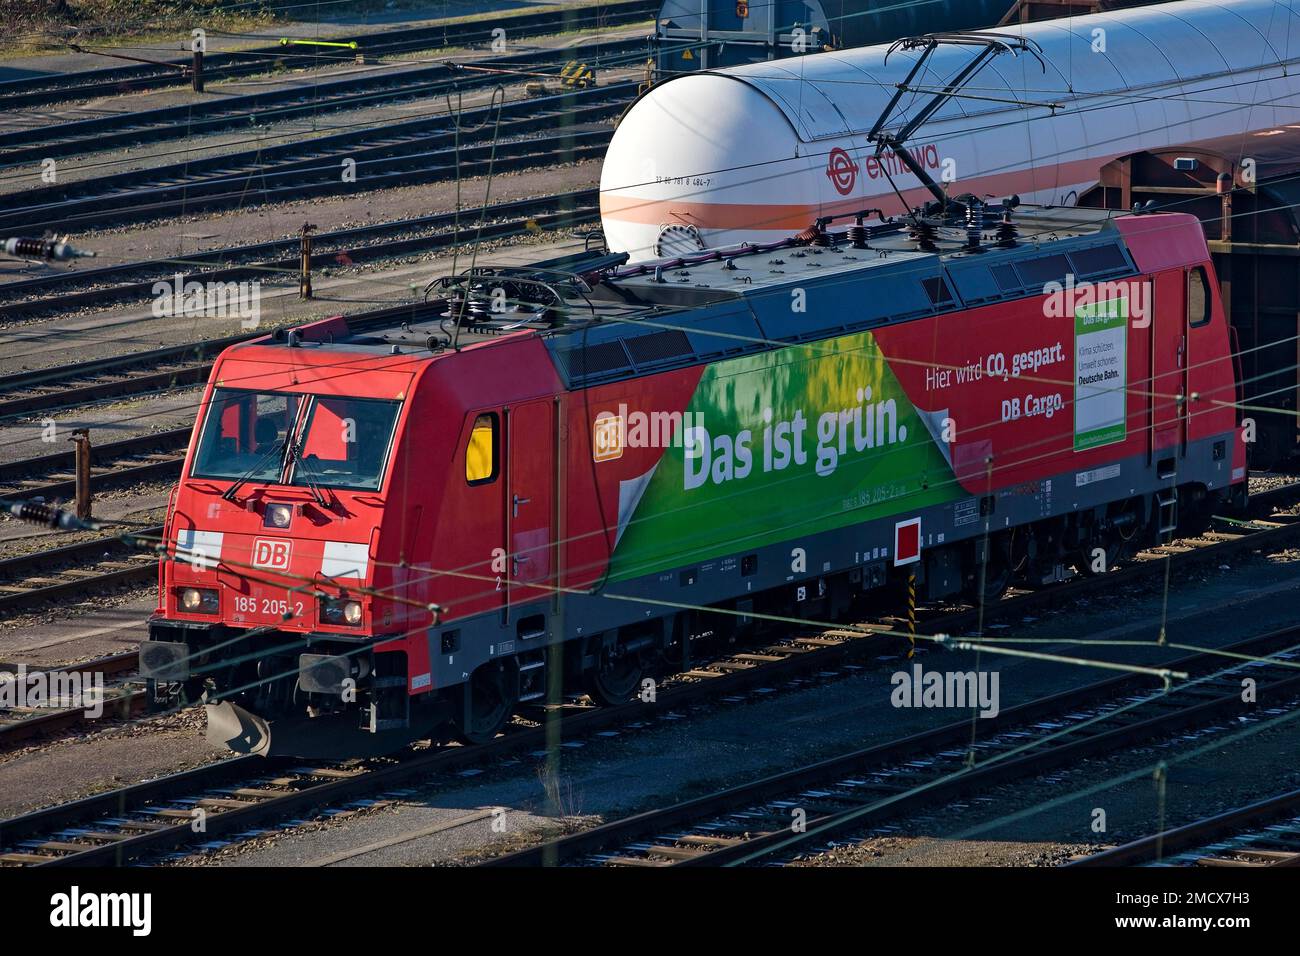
[611,0,1300,260]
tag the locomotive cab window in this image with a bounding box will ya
[1188,266,1212,327]
[465,413,499,485]
[192,389,399,491]
[290,396,401,491]
[192,388,302,482]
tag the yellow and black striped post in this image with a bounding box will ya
[906,569,916,659]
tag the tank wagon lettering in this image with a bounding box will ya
[686,389,908,490]
[825,148,860,195]
[655,175,712,188]
[863,144,941,181]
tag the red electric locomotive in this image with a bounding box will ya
[140,202,1247,756]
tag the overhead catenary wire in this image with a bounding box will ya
[0,11,1294,587]
[5,0,1294,822]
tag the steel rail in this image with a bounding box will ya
[0,189,598,320]
[0,0,658,109]
[484,628,1300,866]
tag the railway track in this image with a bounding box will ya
[1071,788,1300,867]
[0,338,245,421]
[5,613,1290,868]
[0,429,193,503]
[0,190,600,321]
[484,629,1300,867]
[0,625,922,866]
[0,39,650,169]
[3,484,1300,864]
[0,652,145,751]
[0,527,164,614]
[0,83,628,234]
[0,0,658,110]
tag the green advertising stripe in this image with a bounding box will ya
[1074,296,1128,333]
[1074,422,1127,452]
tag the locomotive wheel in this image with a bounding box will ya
[453,663,515,745]
[1077,501,1141,576]
[965,554,1012,606]
[583,654,643,707]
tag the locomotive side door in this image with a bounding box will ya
[1151,269,1189,468]
[506,400,556,616]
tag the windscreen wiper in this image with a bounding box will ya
[221,438,288,502]
[287,438,331,508]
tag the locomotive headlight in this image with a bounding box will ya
[178,587,219,614]
[320,597,363,627]
[342,600,363,625]
[263,503,292,529]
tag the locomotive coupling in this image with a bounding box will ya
[299,653,371,696]
[139,640,191,683]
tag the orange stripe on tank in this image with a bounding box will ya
[599,156,1120,230]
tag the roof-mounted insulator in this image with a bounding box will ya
[849,216,869,250]
[964,198,984,252]
[910,219,938,252]
[995,204,1019,248]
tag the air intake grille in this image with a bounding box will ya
[558,341,631,378]
[625,329,693,365]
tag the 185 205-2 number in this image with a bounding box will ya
[234,594,305,618]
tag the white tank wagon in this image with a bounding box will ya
[601,0,1300,260]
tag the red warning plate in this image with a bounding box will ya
[894,518,921,567]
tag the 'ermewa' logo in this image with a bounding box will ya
[593,414,624,462]
[825,147,859,196]
[252,538,292,570]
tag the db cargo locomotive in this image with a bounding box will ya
[141,201,1245,756]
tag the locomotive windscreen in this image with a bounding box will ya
[192,388,401,492]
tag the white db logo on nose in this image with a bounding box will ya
[252,538,292,570]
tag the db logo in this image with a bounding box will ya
[252,538,292,570]
[593,413,624,462]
